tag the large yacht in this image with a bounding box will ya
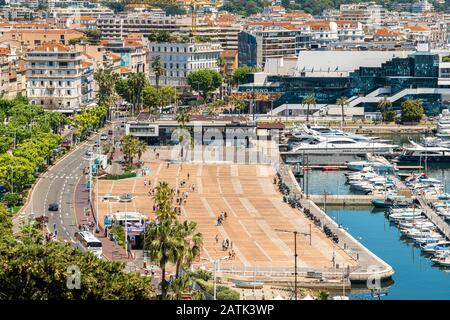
[288,135,398,155]
[397,140,450,163]
[436,109,450,139]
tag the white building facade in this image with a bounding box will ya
[148,41,222,88]
[26,43,93,113]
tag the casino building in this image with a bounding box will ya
[238,47,450,116]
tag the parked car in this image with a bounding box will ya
[100,134,108,141]
[85,150,93,157]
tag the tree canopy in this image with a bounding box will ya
[187,69,222,98]
[401,99,424,123]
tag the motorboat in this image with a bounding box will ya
[289,135,398,155]
[397,141,450,163]
[373,196,412,209]
[431,254,450,267]
[420,241,450,254]
[346,161,394,173]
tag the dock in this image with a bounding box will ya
[417,197,450,241]
[280,164,395,282]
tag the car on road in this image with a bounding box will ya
[100,133,108,141]
[48,203,59,211]
[108,130,113,135]
[85,150,93,157]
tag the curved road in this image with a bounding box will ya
[14,134,101,242]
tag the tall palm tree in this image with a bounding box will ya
[378,96,392,122]
[144,219,180,300]
[153,181,177,221]
[151,55,165,88]
[173,220,203,279]
[176,108,191,158]
[302,95,316,124]
[127,72,147,115]
[120,134,139,165]
[336,96,348,128]
[137,140,148,162]
[167,275,193,300]
[217,57,227,99]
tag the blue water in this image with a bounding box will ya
[327,206,450,300]
[299,170,363,195]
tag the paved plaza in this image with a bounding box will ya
[94,151,357,272]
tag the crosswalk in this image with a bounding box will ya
[45,174,79,180]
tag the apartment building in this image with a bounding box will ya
[339,2,385,28]
[102,37,149,74]
[335,21,365,43]
[25,43,93,113]
[0,29,84,49]
[148,41,222,88]
[304,21,338,48]
[238,23,313,68]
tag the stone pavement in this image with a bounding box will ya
[93,152,357,273]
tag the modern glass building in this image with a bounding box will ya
[238,51,449,115]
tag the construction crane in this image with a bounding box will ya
[181,0,223,34]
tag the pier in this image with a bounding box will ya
[280,164,395,282]
[417,197,450,241]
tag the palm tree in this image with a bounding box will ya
[144,219,180,300]
[151,55,165,88]
[153,181,177,221]
[377,96,392,122]
[137,141,148,163]
[167,275,193,300]
[120,134,139,165]
[302,95,316,123]
[336,96,348,128]
[173,220,203,279]
[176,108,191,158]
[127,72,147,115]
[217,57,227,99]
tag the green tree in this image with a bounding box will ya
[232,66,259,86]
[3,192,19,208]
[173,220,203,278]
[121,134,140,165]
[137,141,147,162]
[166,274,192,300]
[151,56,165,88]
[142,85,162,113]
[383,110,397,123]
[127,72,147,115]
[336,96,348,127]
[317,290,329,300]
[187,69,222,99]
[401,99,424,123]
[94,69,116,108]
[302,95,316,124]
[115,78,132,103]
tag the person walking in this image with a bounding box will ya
[215,234,219,244]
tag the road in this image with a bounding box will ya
[14,134,102,242]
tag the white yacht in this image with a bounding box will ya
[290,135,398,155]
[397,140,450,163]
[436,109,450,139]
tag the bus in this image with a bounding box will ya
[74,231,103,258]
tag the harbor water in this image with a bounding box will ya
[299,132,450,299]
[326,206,450,300]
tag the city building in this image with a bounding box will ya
[411,0,433,13]
[25,43,94,113]
[0,29,84,49]
[339,2,385,28]
[238,49,450,116]
[101,36,149,74]
[238,23,313,68]
[148,41,222,88]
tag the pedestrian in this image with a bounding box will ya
[187,173,190,180]
[144,180,147,187]
[224,212,228,219]
[230,241,233,249]
[215,234,219,244]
